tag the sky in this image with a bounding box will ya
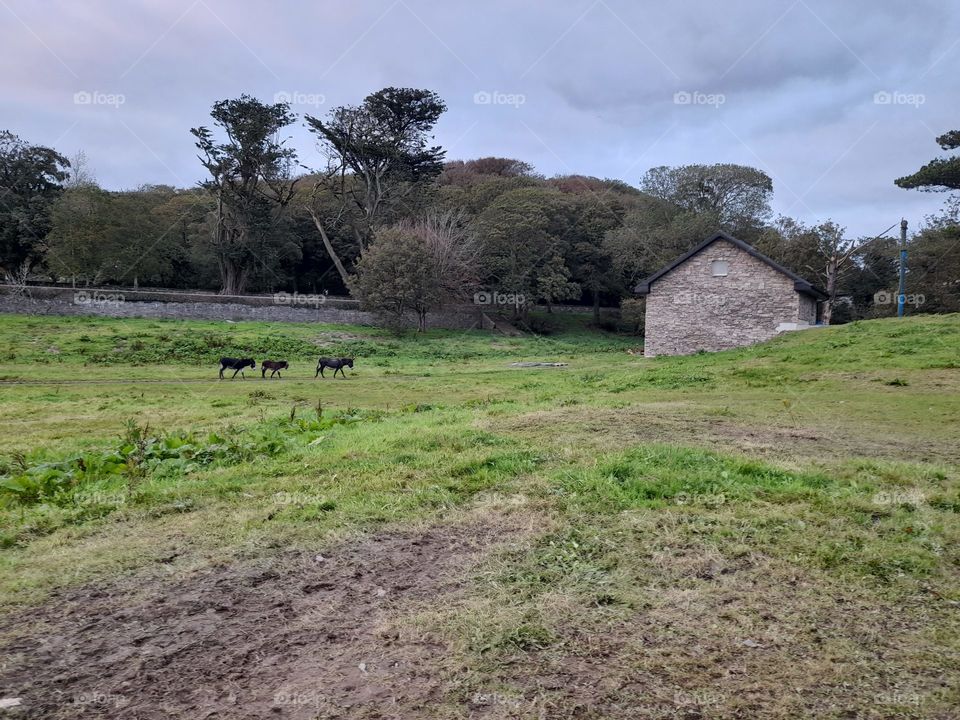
[2,0,958,237]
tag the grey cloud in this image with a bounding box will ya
[1,0,957,235]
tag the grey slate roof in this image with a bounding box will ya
[633,231,828,300]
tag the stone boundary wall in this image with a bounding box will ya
[0,285,618,328]
[0,286,482,330]
[5,286,617,314]
[2,285,361,309]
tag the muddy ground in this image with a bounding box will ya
[1,515,957,719]
[0,522,511,719]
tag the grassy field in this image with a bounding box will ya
[0,312,958,719]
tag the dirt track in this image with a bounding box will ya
[0,523,506,719]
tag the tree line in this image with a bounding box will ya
[1,88,958,329]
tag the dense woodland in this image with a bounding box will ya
[2,87,958,328]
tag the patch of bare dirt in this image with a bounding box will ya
[0,520,519,719]
[490,405,960,464]
[310,331,368,347]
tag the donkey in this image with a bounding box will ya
[315,357,353,378]
[219,357,256,379]
[261,360,289,379]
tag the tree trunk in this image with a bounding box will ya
[220,259,249,296]
[308,208,351,289]
[822,253,838,325]
[592,289,600,324]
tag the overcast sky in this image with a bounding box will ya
[2,0,957,237]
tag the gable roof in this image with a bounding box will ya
[633,231,827,300]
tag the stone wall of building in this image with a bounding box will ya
[644,239,808,357]
[798,293,817,323]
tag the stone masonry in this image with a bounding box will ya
[641,236,820,357]
[0,287,481,329]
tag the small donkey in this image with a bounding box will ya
[315,357,353,378]
[261,360,289,379]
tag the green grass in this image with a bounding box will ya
[1,312,959,717]
[1,313,958,592]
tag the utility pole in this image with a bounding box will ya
[897,219,908,317]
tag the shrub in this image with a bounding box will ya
[620,298,645,335]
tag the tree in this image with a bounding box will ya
[895,129,960,192]
[756,217,900,325]
[603,197,717,291]
[441,157,535,185]
[620,297,645,334]
[434,174,539,218]
[807,221,849,326]
[151,187,218,289]
[66,150,96,189]
[535,254,580,311]
[896,205,960,314]
[46,184,201,287]
[640,163,773,238]
[473,187,580,316]
[0,131,70,277]
[835,238,899,322]
[304,87,447,287]
[568,195,626,321]
[414,209,480,304]
[352,226,438,331]
[191,95,299,295]
[351,211,479,331]
[45,184,111,284]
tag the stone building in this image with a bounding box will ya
[635,231,826,357]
